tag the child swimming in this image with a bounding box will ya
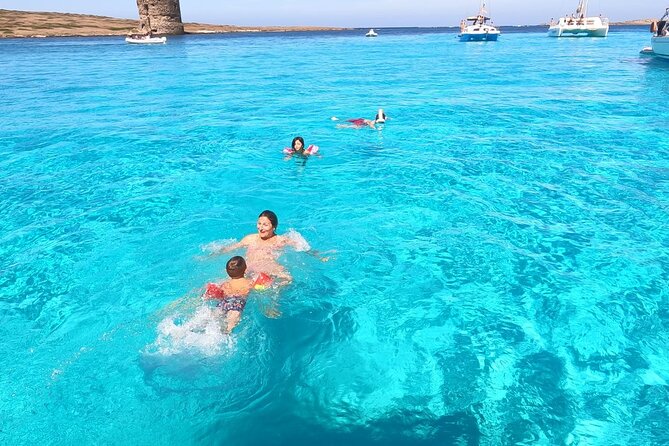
[283,136,319,158]
[204,256,255,333]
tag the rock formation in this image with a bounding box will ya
[136,0,184,35]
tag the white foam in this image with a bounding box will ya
[285,229,311,252]
[148,306,232,357]
[200,238,237,254]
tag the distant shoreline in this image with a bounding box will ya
[611,20,653,26]
[0,9,348,38]
[0,9,653,39]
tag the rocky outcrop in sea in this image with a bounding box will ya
[136,0,184,35]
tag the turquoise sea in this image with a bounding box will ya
[2,26,669,445]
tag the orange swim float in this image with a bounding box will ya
[253,272,273,290]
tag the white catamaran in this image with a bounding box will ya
[547,0,609,38]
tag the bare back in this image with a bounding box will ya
[221,277,253,297]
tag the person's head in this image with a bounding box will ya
[226,256,247,279]
[292,136,305,152]
[375,108,386,123]
[257,210,278,239]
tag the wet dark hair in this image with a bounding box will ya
[258,210,278,229]
[292,136,305,151]
[226,256,247,279]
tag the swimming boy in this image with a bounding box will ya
[204,256,254,333]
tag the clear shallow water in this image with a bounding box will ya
[1,27,669,445]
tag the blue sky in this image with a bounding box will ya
[0,1,660,27]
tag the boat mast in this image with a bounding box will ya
[480,1,488,17]
[575,0,587,18]
[478,0,489,24]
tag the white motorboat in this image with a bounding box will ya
[547,0,608,37]
[365,28,378,37]
[649,8,669,59]
[127,11,166,44]
[125,35,167,44]
[458,2,500,42]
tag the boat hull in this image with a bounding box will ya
[652,36,669,59]
[547,23,608,37]
[125,36,167,44]
[459,32,499,42]
[458,24,500,42]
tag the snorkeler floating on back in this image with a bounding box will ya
[332,108,388,129]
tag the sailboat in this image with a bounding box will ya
[547,0,609,37]
[458,1,500,42]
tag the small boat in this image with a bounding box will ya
[547,0,609,37]
[649,8,669,59]
[126,13,166,44]
[458,2,500,42]
[125,34,167,44]
[365,29,378,37]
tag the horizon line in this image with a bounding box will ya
[0,8,655,29]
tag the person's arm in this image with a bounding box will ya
[209,235,252,257]
[287,237,332,261]
[278,234,334,261]
[283,147,295,160]
[306,249,335,262]
[305,146,322,158]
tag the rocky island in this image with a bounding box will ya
[0,9,346,38]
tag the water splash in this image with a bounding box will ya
[144,305,233,357]
[200,238,237,254]
[285,229,311,252]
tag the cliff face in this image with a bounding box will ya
[136,0,184,35]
